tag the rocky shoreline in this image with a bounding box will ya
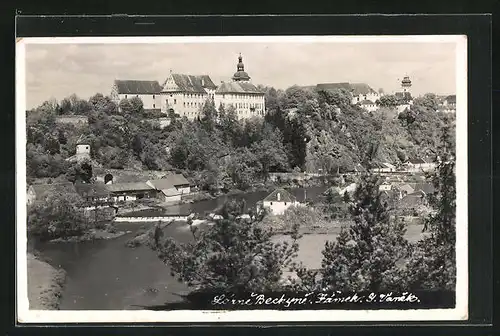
[48,229,130,243]
[27,253,66,310]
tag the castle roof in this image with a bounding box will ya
[216,81,264,95]
[316,82,377,96]
[166,74,217,93]
[232,54,251,82]
[114,80,163,94]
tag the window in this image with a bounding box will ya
[153,94,155,99]
[170,94,173,97]
[174,99,177,104]
[125,95,127,99]
[153,104,155,108]
[270,202,273,205]
[136,95,139,97]
[183,102,186,107]
[284,202,287,206]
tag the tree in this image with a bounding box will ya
[318,174,409,292]
[376,95,399,107]
[402,126,456,290]
[413,93,440,112]
[66,160,93,183]
[119,97,144,115]
[251,126,289,181]
[148,199,300,292]
[27,191,88,241]
[89,93,118,115]
[227,148,261,190]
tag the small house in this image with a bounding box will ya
[106,182,157,202]
[371,162,396,173]
[379,182,392,191]
[262,188,301,216]
[405,158,436,172]
[359,99,378,112]
[74,183,111,204]
[146,174,191,203]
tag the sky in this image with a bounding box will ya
[24,41,458,109]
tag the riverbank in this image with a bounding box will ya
[48,228,130,243]
[27,253,66,310]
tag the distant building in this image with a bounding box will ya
[106,182,157,202]
[111,80,163,111]
[315,82,380,106]
[74,183,111,203]
[370,162,396,173]
[66,137,91,163]
[160,72,217,120]
[146,174,191,203]
[214,54,266,119]
[261,188,301,216]
[404,158,436,172]
[358,99,378,112]
[395,75,414,113]
[438,94,456,113]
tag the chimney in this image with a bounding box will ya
[277,192,281,201]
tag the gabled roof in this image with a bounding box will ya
[359,99,375,105]
[74,183,110,198]
[316,82,377,96]
[105,182,154,193]
[350,83,377,96]
[263,188,297,203]
[166,74,217,93]
[29,183,77,198]
[148,174,190,190]
[408,158,427,164]
[445,95,456,103]
[216,81,264,94]
[114,80,162,94]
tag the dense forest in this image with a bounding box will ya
[26,86,455,192]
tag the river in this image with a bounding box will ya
[35,186,328,310]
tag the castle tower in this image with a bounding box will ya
[401,75,412,94]
[232,53,251,82]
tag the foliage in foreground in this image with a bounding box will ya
[148,200,301,292]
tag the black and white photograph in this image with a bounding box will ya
[16,35,467,323]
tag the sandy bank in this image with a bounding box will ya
[27,253,66,310]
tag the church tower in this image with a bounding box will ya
[232,53,251,82]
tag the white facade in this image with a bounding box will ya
[214,92,265,119]
[262,200,301,216]
[111,83,160,110]
[359,101,378,112]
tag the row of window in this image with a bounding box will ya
[221,94,262,100]
[222,102,264,109]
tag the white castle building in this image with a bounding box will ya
[111,54,265,120]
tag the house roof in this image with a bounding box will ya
[148,174,190,190]
[165,74,217,93]
[114,80,163,94]
[445,95,456,103]
[359,99,374,105]
[215,81,264,95]
[399,191,426,207]
[30,183,77,198]
[263,188,297,203]
[316,83,377,96]
[106,182,154,193]
[74,183,110,197]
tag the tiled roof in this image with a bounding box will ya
[30,183,77,198]
[216,81,264,94]
[114,80,162,94]
[166,74,217,93]
[148,174,190,190]
[316,82,377,96]
[74,183,110,197]
[106,182,154,193]
[359,99,375,105]
[263,188,297,203]
[445,95,456,103]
